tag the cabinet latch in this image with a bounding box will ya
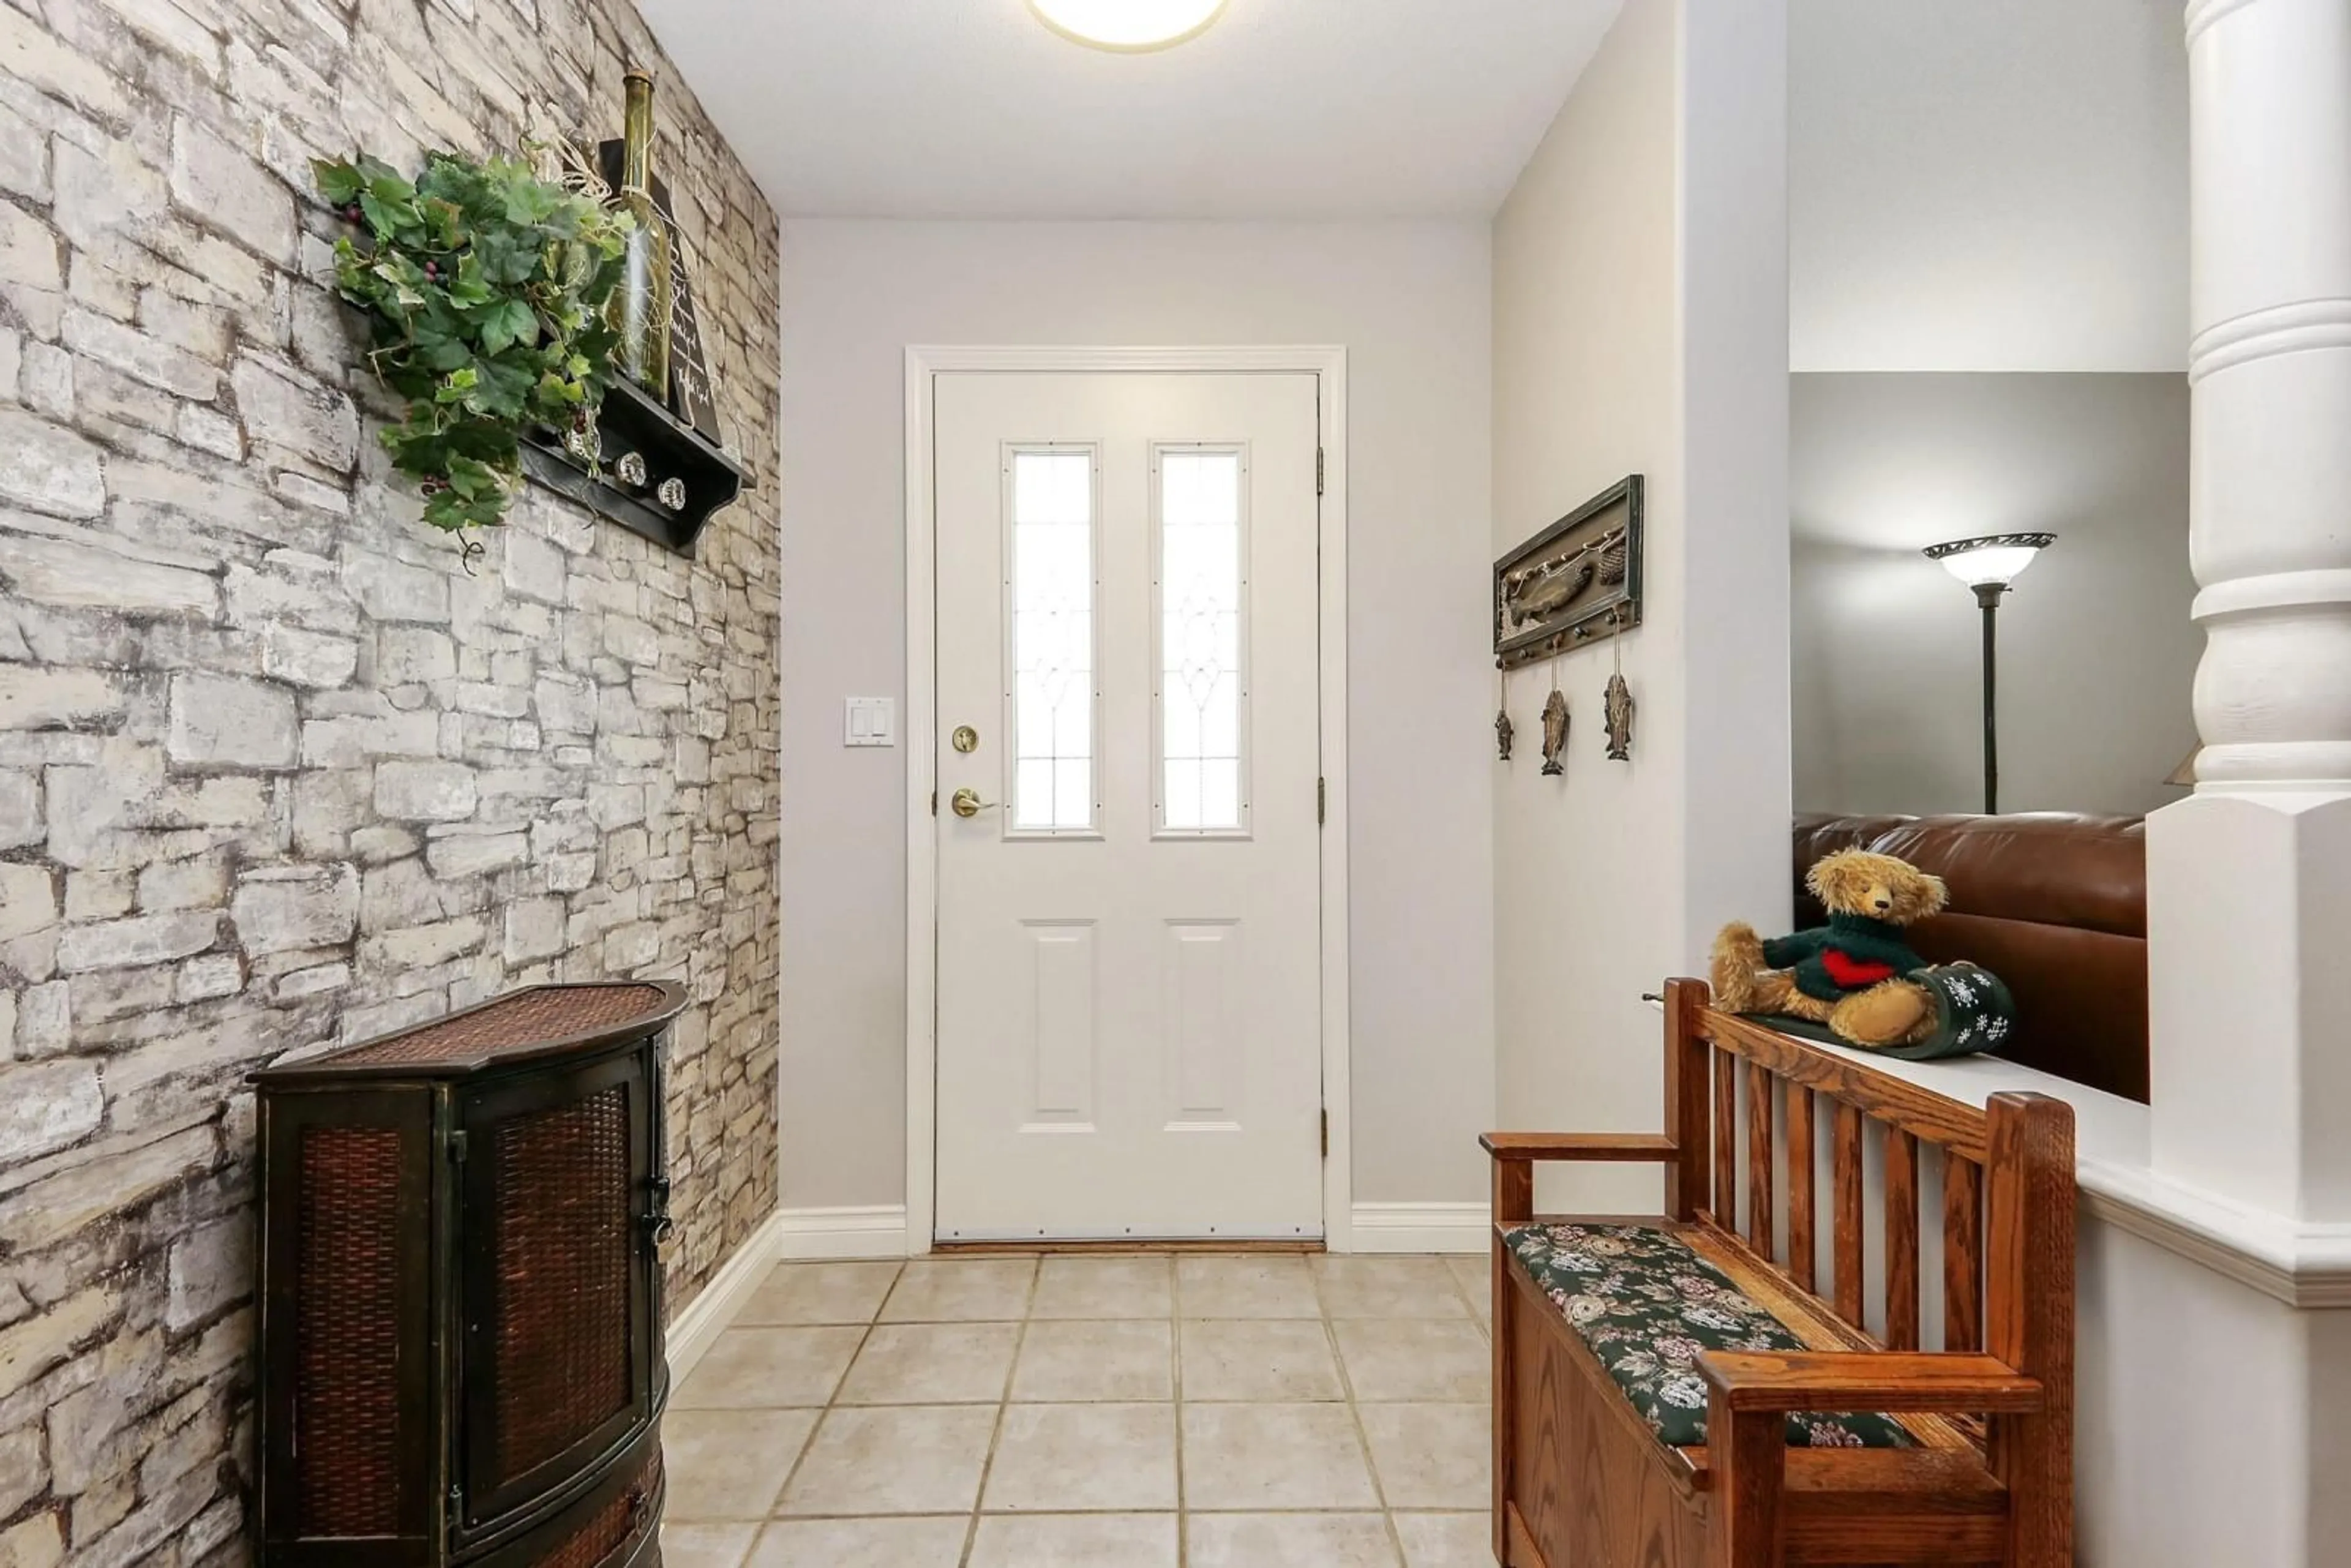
[642,1174,675,1246]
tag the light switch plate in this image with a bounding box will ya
[843,697,895,748]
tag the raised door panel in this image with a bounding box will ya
[1022,920,1100,1129]
[1164,920,1240,1127]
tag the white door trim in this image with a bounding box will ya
[904,345,1351,1257]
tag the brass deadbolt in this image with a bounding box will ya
[951,725,980,754]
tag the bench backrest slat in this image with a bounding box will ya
[1885,1127,1921,1350]
[1832,1099,1865,1324]
[1943,1153,1984,1352]
[1745,1061,1775,1257]
[1785,1087,1817,1294]
[1712,1046,1739,1232]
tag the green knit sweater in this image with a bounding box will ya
[1761,913,1928,1003]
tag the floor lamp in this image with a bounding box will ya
[1922,533,2056,815]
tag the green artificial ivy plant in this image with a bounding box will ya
[313,151,632,533]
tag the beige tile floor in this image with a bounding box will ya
[661,1251,1496,1568]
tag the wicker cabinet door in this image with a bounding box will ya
[258,1089,438,1566]
[455,1045,655,1536]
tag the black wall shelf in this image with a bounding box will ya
[520,376,747,557]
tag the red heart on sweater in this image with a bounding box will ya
[1821,950,1895,988]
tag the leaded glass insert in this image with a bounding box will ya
[1010,449,1097,832]
[1157,448,1245,833]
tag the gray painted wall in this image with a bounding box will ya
[1791,0,2187,374]
[1791,373,2195,819]
[779,219,1497,1212]
[1494,0,1792,1215]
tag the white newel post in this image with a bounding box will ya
[2150,0,2351,1226]
[2120,8,2351,1559]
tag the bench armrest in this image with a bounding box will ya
[1479,1132,1679,1164]
[1697,1351,2043,1416]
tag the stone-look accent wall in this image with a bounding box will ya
[0,0,781,1562]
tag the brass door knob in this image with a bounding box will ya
[950,788,999,819]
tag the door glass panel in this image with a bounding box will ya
[1010,449,1097,832]
[1157,448,1247,833]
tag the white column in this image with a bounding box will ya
[2061,13,2351,1562]
[2151,0,2351,1223]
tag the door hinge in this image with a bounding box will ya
[1316,446,1326,496]
[448,1130,468,1163]
[929,789,937,817]
[1317,777,1326,825]
[1321,1109,1330,1158]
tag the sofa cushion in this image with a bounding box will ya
[1502,1222,1913,1450]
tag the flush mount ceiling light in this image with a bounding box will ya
[1029,0,1229,52]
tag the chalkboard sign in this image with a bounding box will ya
[598,143,724,445]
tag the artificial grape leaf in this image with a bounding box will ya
[314,159,364,205]
[481,298,539,356]
[422,198,463,249]
[502,178,558,227]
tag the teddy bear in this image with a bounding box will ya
[1709,847,1949,1049]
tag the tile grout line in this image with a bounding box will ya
[744,1258,906,1556]
[1171,1255,1189,1568]
[1449,1250,1494,1337]
[957,1254,1041,1568]
[1317,1259,1413,1567]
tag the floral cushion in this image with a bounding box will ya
[1502,1222,1913,1450]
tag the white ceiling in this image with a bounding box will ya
[639,0,1623,219]
[1791,0,2188,372]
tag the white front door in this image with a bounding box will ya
[932,370,1325,1241]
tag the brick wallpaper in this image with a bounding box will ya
[0,0,782,1562]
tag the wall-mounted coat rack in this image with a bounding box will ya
[1493,474,1645,672]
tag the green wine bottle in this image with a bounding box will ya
[609,67,673,400]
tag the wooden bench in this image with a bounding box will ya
[1485,977,2074,1567]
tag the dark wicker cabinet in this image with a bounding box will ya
[252,983,689,1568]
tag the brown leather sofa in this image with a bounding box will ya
[1793,812,2148,1101]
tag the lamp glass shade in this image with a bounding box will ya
[1924,533,2056,590]
[1030,0,1228,50]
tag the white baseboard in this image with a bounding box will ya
[1347,1202,1491,1255]
[666,1208,784,1385]
[779,1204,912,1261]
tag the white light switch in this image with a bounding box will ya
[844,697,895,747]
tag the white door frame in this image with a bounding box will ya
[903,345,1351,1256]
